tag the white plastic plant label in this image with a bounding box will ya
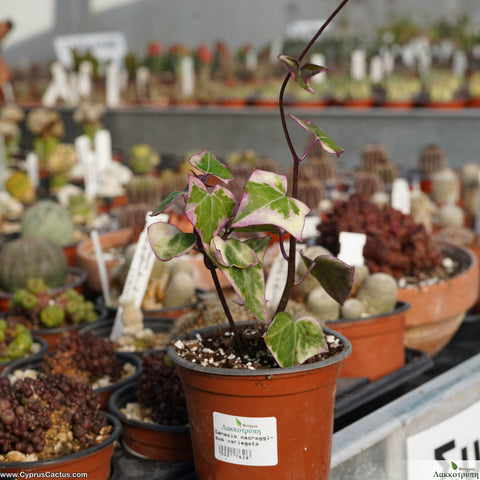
[213,412,277,466]
[338,231,366,266]
[391,178,411,215]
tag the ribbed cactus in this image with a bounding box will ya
[5,171,36,203]
[129,144,160,174]
[374,160,399,185]
[361,143,390,171]
[353,170,384,197]
[125,174,162,205]
[21,200,75,247]
[418,144,447,175]
[0,237,68,292]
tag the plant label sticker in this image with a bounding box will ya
[406,400,480,480]
[338,231,366,266]
[213,412,277,466]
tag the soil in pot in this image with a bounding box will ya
[168,322,351,480]
[0,373,121,480]
[109,351,192,462]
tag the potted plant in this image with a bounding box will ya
[0,371,121,479]
[146,1,355,478]
[109,351,192,462]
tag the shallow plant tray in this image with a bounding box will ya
[334,348,433,424]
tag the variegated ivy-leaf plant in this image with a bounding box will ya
[148,0,354,368]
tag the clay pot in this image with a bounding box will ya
[0,412,121,480]
[0,266,88,312]
[326,302,409,381]
[167,323,351,480]
[75,227,134,292]
[109,383,193,462]
[397,243,479,356]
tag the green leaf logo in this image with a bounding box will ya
[235,418,242,427]
[451,461,458,470]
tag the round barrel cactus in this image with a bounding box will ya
[0,237,68,292]
[21,200,75,247]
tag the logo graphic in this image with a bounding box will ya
[451,461,458,471]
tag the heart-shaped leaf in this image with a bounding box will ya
[290,115,344,157]
[213,236,271,324]
[232,169,309,241]
[147,222,196,260]
[300,252,354,304]
[264,312,328,368]
[189,150,234,184]
[186,176,237,245]
[211,236,259,268]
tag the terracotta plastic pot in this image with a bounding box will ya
[167,323,351,480]
[109,383,193,462]
[2,351,142,409]
[398,243,479,356]
[75,227,134,292]
[0,412,121,480]
[326,301,409,381]
[0,266,88,312]
[0,336,48,374]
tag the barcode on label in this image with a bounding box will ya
[218,445,252,460]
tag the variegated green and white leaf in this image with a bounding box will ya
[264,312,328,368]
[147,222,196,261]
[232,170,309,241]
[189,149,234,184]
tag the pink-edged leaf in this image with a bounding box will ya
[210,236,271,323]
[300,252,354,304]
[231,169,309,241]
[185,176,237,245]
[290,114,344,157]
[147,222,196,261]
[264,312,328,368]
[150,187,188,216]
[279,55,328,93]
[210,236,259,268]
[189,149,234,184]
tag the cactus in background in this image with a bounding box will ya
[431,167,461,205]
[460,162,480,219]
[5,170,36,203]
[374,160,399,185]
[0,237,67,292]
[72,101,105,144]
[129,144,161,174]
[410,189,437,231]
[25,108,65,163]
[418,144,447,175]
[21,200,75,247]
[361,143,390,171]
[436,203,464,228]
[46,143,77,190]
[352,170,384,197]
[125,174,162,205]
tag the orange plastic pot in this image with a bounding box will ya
[0,412,121,480]
[326,301,409,381]
[398,243,478,356]
[109,383,193,462]
[167,324,351,480]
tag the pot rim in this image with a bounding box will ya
[167,322,352,377]
[0,336,49,368]
[325,301,410,326]
[0,411,121,469]
[108,382,190,433]
[0,266,87,301]
[0,351,143,395]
